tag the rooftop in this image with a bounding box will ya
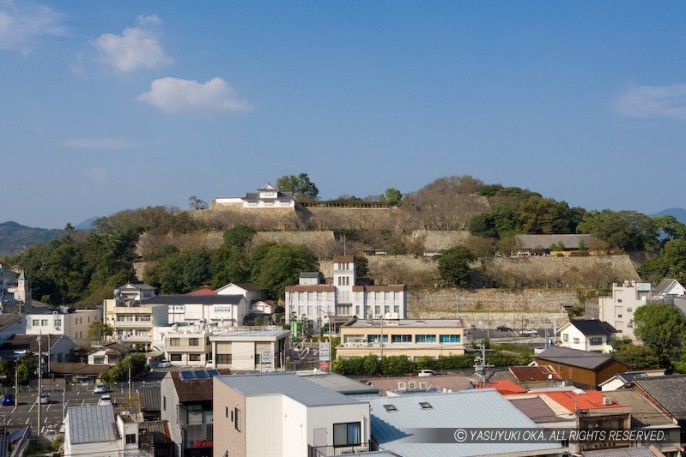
[67,404,117,444]
[217,372,364,407]
[344,319,462,329]
[167,369,231,403]
[567,319,617,335]
[633,374,686,420]
[142,294,242,305]
[535,346,625,370]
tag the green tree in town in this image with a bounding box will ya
[88,321,114,343]
[276,173,319,201]
[16,355,38,385]
[577,210,659,252]
[640,239,686,284]
[100,354,148,384]
[611,337,661,370]
[633,304,686,367]
[436,246,476,287]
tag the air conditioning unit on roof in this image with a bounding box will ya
[602,397,613,406]
[397,382,407,391]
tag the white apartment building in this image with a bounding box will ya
[146,294,248,326]
[213,373,371,457]
[593,281,652,340]
[25,307,102,346]
[285,256,407,332]
[209,326,290,372]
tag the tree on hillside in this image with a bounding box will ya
[210,226,257,287]
[276,173,319,201]
[250,243,318,298]
[469,204,520,239]
[436,246,476,287]
[382,188,403,206]
[188,195,208,210]
[654,215,686,243]
[145,248,212,294]
[517,197,583,234]
[577,210,659,252]
[633,304,686,366]
[640,239,686,284]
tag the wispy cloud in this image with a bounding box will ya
[613,84,686,121]
[92,15,172,73]
[137,77,252,114]
[83,167,107,184]
[0,0,66,54]
[63,138,136,150]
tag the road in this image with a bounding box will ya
[0,381,153,433]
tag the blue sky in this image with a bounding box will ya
[2,1,685,229]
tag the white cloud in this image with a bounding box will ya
[613,84,686,121]
[92,15,171,73]
[0,0,66,53]
[137,77,252,114]
[84,167,107,184]
[63,138,136,150]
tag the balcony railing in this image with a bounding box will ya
[308,441,372,457]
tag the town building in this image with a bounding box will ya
[557,319,617,353]
[103,295,169,350]
[285,255,407,333]
[208,326,290,371]
[336,318,465,360]
[513,234,601,256]
[150,294,248,327]
[212,372,371,457]
[24,306,102,346]
[0,333,76,367]
[212,183,296,209]
[589,280,652,340]
[160,368,230,457]
[87,342,129,365]
[535,346,630,389]
[64,405,144,457]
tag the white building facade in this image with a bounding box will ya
[25,308,102,346]
[596,281,652,340]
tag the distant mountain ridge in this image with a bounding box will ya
[652,208,686,224]
[0,221,63,256]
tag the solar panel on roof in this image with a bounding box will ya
[206,369,219,377]
[194,370,209,379]
[179,371,195,380]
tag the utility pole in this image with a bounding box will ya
[128,361,132,401]
[380,316,384,360]
[473,342,494,389]
[14,363,18,404]
[37,332,42,436]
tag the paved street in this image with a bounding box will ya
[0,381,153,433]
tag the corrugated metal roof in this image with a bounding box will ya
[217,373,364,407]
[67,404,117,444]
[369,390,563,457]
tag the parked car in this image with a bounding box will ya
[1,394,14,406]
[157,360,172,368]
[418,369,437,377]
[36,393,50,404]
[93,383,109,394]
[496,326,512,332]
[521,329,538,336]
[98,394,113,406]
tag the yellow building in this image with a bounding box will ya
[336,318,465,360]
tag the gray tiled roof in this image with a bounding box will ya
[535,346,621,370]
[217,372,363,406]
[515,234,597,250]
[633,374,686,420]
[569,319,617,335]
[67,404,117,444]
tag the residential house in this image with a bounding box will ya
[0,314,24,343]
[160,368,230,457]
[599,370,666,391]
[212,372,372,457]
[25,307,102,346]
[535,346,630,389]
[0,333,76,367]
[628,374,686,444]
[148,294,247,327]
[286,256,407,333]
[208,326,290,371]
[513,234,601,256]
[63,405,144,457]
[369,390,565,457]
[49,362,109,386]
[558,319,617,353]
[118,281,157,302]
[653,279,686,298]
[337,318,464,360]
[212,183,296,209]
[87,342,129,365]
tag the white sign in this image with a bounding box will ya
[170,305,185,313]
[260,349,273,371]
[319,342,330,362]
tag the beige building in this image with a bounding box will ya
[209,326,290,372]
[25,307,102,346]
[337,318,465,360]
[103,298,168,349]
[164,328,212,367]
[213,373,371,457]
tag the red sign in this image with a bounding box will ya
[319,361,330,370]
[193,440,213,448]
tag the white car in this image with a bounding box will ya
[157,360,172,368]
[418,369,437,377]
[36,393,50,404]
[98,394,113,406]
[521,329,538,336]
[93,383,108,394]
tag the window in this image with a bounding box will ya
[439,335,461,343]
[32,319,39,327]
[125,434,136,444]
[573,338,580,344]
[93,357,105,365]
[170,353,182,362]
[163,396,166,411]
[189,338,199,346]
[415,335,436,343]
[216,354,232,364]
[234,408,241,431]
[226,407,229,418]
[562,334,569,342]
[391,335,412,343]
[189,354,201,362]
[589,337,602,346]
[617,299,622,303]
[333,422,361,447]
[627,307,633,312]
[41,320,48,326]
[367,335,388,343]
[169,338,180,346]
